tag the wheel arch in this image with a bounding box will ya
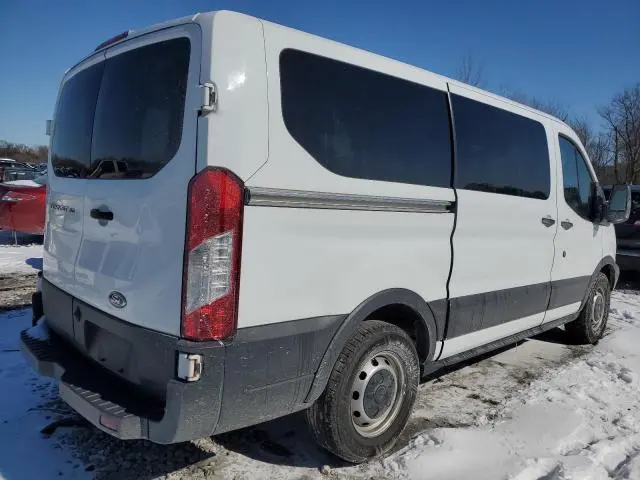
[580,255,618,310]
[304,288,442,404]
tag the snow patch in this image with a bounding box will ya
[0,241,42,275]
[2,179,40,187]
[374,290,640,479]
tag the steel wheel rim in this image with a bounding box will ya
[350,351,405,438]
[591,288,606,332]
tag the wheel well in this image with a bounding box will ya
[601,264,615,289]
[365,304,429,362]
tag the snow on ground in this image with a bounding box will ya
[372,290,640,480]
[0,231,42,275]
[2,179,41,187]
[0,309,89,480]
[0,283,639,479]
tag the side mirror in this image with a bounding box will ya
[607,185,631,224]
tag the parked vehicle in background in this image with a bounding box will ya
[604,185,640,272]
[0,173,47,235]
[20,11,631,463]
[0,158,36,181]
[2,166,40,182]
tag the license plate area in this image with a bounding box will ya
[72,300,133,378]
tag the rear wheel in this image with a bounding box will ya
[305,320,419,463]
[565,272,610,344]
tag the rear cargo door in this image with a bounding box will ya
[45,53,104,295]
[52,24,201,336]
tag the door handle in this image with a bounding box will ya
[90,208,114,221]
[541,216,556,227]
[561,220,573,230]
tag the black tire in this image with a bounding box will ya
[305,320,419,463]
[565,272,611,344]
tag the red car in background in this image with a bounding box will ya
[0,174,47,235]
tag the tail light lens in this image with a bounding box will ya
[182,168,244,341]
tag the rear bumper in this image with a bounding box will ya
[21,279,344,443]
[20,320,225,443]
[617,249,640,272]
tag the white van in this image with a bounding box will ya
[21,11,631,463]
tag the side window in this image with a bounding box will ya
[280,49,452,188]
[452,95,550,199]
[559,136,595,219]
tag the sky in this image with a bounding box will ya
[1,0,639,147]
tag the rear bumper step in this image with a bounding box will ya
[20,322,220,443]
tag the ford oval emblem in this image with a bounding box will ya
[108,291,127,309]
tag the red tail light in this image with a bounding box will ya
[182,168,244,341]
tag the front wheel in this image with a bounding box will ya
[565,272,611,344]
[305,320,419,463]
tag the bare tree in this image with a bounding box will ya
[570,117,610,178]
[455,55,487,88]
[0,140,48,164]
[599,83,640,184]
[500,87,570,122]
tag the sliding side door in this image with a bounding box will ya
[441,85,557,358]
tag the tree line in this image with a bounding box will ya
[456,55,640,185]
[0,140,48,164]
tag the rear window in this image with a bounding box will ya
[51,38,190,179]
[51,63,103,178]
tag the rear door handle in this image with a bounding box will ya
[561,220,573,230]
[90,208,114,221]
[541,216,556,227]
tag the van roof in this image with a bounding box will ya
[78,10,569,128]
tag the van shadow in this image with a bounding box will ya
[214,412,342,470]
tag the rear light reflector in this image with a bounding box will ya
[99,415,122,431]
[182,168,244,341]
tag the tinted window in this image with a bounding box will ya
[559,136,594,219]
[51,63,104,178]
[90,38,190,179]
[452,95,550,199]
[51,38,190,180]
[280,49,452,188]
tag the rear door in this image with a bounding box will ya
[46,24,201,336]
[45,54,104,293]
